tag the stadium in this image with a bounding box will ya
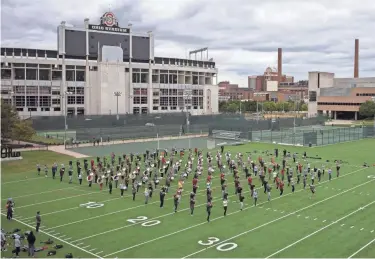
[0,11,219,118]
[1,9,375,259]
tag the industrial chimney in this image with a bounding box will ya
[278,48,282,82]
[354,39,359,78]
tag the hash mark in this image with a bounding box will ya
[371,230,374,233]
[350,226,354,228]
[266,208,271,210]
[360,228,364,231]
[82,245,90,249]
[323,220,327,223]
[274,209,277,212]
[314,218,317,221]
[305,216,309,219]
[89,248,97,252]
[76,242,84,246]
[341,224,345,227]
[97,251,104,254]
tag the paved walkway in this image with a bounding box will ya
[48,146,90,158]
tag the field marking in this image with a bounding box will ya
[14,191,99,209]
[65,237,72,241]
[265,200,375,258]
[76,242,84,246]
[73,166,368,244]
[59,235,67,238]
[347,238,375,259]
[1,187,76,200]
[89,248,97,252]
[351,226,354,229]
[360,228,364,231]
[97,251,104,254]
[2,176,41,184]
[179,180,374,259]
[103,177,373,258]
[0,212,101,258]
[46,176,252,230]
[82,245,90,249]
[371,230,374,233]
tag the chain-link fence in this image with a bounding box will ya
[248,126,374,146]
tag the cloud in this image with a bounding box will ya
[1,0,375,87]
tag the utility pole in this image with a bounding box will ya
[114,91,122,120]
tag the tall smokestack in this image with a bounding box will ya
[278,48,282,82]
[354,39,359,78]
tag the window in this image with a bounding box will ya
[152,74,158,83]
[133,97,140,104]
[39,96,51,107]
[52,99,61,105]
[140,73,148,83]
[199,90,203,95]
[141,97,147,104]
[39,69,50,80]
[160,97,168,106]
[26,86,38,94]
[26,69,37,80]
[1,69,11,79]
[39,86,51,95]
[153,99,159,104]
[133,107,140,114]
[76,96,85,104]
[14,68,25,80]
[76,70,85,81]
[132,73,141,83]
[153,106,159,111]
[193,76,199,85]
[160,74,168,84]
[14,86,25,94]
[76,87,84,94]
[52,91,60,95]
[67,96,76,104]
[309,91,317,102]
[153,91,159,96]
[160,89,168,95]
[356,93,375,96]
[66,70,75,81]
[317,102,361,106]
[13,63,25,67]
[170,106,177,110]
[54,107,61,111]
[141,107,148,114]
[77,108,85,115]
[168,74,177,84]
[26,96,38,107]
[15,96,25,106]
[52,70,62,80]
[169,89,177,95]
[161,106,168,110]
[67,87,75,94]
[169,97,177,106]
[192,97,199,106]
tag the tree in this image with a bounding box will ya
[1,100,35,142]
[359,101,375,119]
[1,100,19,139]
[300,103,308,111]
[226,103,239,113]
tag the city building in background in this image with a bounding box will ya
[308,39,375,120]
[218,81,253,101]
[0,12,219,117]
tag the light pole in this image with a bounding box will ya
[114,91,122,120]
[183,89,192,131]
[10,91,14,107]
[62,91,73,148]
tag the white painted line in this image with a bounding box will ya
[15,191,98,209]
[46,177,260,230]
[347,238,375,258]
[82,245,90,249]
[65,237,72,241]
[106,178,375,258]
[297,215,301,217]
[59,235,67,238]
[305,216,310,219]
[54,232,60,235]
[314,218,317,221]
[266,208,271,210]
[273,209,277,212]
[371,230,374,233]
[0,212,100,258]
[259,206,263,208]
[351,226,354,229]
[323,220,327,223]
[48,230,56,233]
[1,187,75,200]
[76,242,85,246]
[341,224,345,227]
[2,176,41,184]
[89,248,97,252]
[265,200,375,259]
[360,228,364,231]
[281,211,285,214]
[97,251,104,254]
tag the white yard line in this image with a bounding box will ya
[73,167,368,244]
[82,245,91,249]
[178,180,374,259]
[347,238,375,259]
[46,177,250,230]
[15,191,98,209]
[2,177,41,184]
[103,177,374,258]
[1,187,76,200]
[265,200,375,258]
[0,212,101,258]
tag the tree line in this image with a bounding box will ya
[219,100,308,113]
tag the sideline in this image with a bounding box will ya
[347,238,375,259]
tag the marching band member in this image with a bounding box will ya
[87,172,93,187]
[78,173,82,185]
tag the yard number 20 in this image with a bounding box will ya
[127,216,161,227]
[198,237,238,252]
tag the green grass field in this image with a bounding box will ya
[1,139,375,258]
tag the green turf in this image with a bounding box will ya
[1,139,375,258]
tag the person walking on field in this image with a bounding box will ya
[36,212,41,233]
[27,231,36,257]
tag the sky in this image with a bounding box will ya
[1,0,375,87]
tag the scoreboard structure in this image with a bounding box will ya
[57,12,153,61]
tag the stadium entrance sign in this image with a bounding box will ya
[1,147,23,162]
[88,12,129,34]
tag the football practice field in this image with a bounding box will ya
[1,139,375,258]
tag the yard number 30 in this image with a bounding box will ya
[198,237,238,252]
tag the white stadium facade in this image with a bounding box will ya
[1,12,219,117]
